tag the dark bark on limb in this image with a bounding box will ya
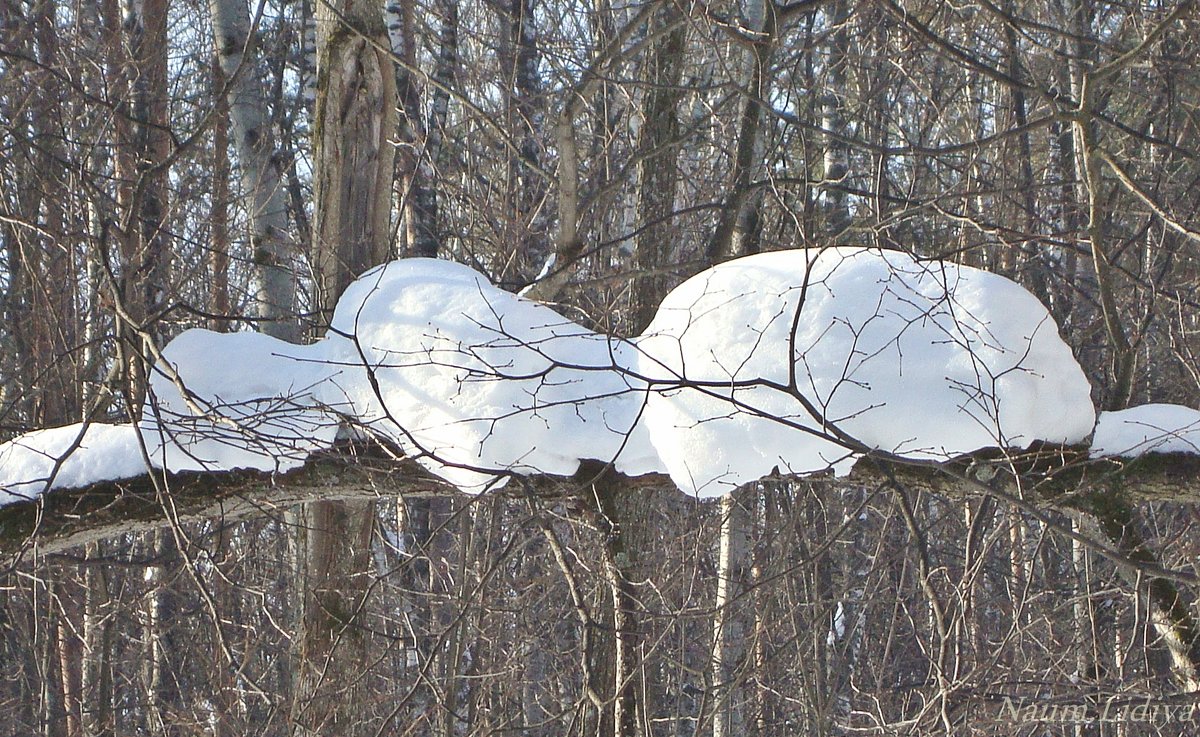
[6,445,1200,691]
[0,452,449,561]
[10,447,1200,555]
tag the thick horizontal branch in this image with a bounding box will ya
[848,445,1200,507]
[0,445,452,560]
[4,444,1200,560]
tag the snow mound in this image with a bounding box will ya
[318,258,653,490]
[632,248,1096,496]
[1091,404,1200,458]
[142,329,340,473]
[2,252,1104,503]
[0,423,143,506]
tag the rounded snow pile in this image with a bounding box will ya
[319,258,649,490]
[0,424,143,504]
[632,248,1096,496]
[0,251,1104,504]
[1091,404,1200,458]
[143,329,340,473]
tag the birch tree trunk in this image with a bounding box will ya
[380,8,455,718]
[209,55,232,331]
[710,489,751,737]
[209,0,298,341]
[820,0,851,240]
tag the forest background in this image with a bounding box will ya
[3,0,1200,735]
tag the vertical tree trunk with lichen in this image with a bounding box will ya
[293,1,397,734]
[311,0,397,319]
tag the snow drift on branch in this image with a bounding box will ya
[141,329,341,473]
[632,248,1096,496]
[1,248,1124,505]
[317,258,653,490]
[1091,404,1200,458]
[0,424,143,505]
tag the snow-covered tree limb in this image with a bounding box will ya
[6,445,1200,562]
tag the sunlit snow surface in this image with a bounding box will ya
[632,248,1096,496]
[1091,404,1200,458]
[317,259,652,490]
[142,329,341,474]
[0,331,344,505]
[0,424,143,505]
[3,250,1105,504]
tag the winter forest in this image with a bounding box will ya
[3,0,1200,734]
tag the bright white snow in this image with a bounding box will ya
[631,248,1096,496]
[1,330,347,507]
[142,329,341,474]
[0,423,144,505]
[2,249,1105,503]
[318,258,650,490]
[1091,404,1200,458]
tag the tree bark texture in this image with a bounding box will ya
[630,5,687,334]
[292,2,399,733]
[209,0,299,341]
[311,0,398,317]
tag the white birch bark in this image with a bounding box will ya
[209,0,298,341]
[821,0,851,238]
[710,490,751,737]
